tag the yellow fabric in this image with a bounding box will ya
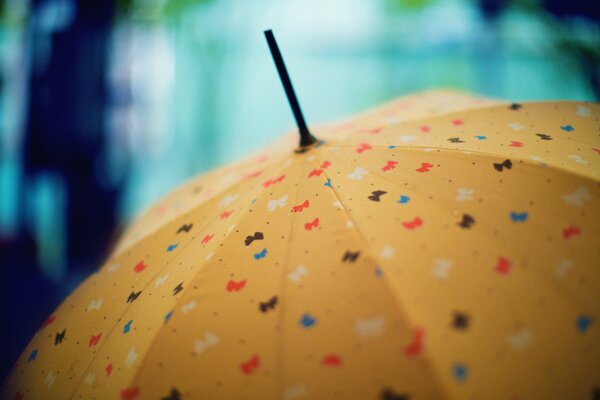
[3,91,600,400]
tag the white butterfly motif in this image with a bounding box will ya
[45,371,56,387]
[288,264,308,282]
[575,105,591,117]
[125,347,138,368]
[194,331,219,354]
[346,167,368,180]
[84,373,95,385]
[219,194,239,208]
[86,298,103,312]
[433,258,453,279]
[284,384,307,400]
[355,316,385,337]
[455,188,473,201]
[268,194,289,212]
[181,299,197,314]
[155,274,169,288]
[562,186,591,206]
[508,329,534,351]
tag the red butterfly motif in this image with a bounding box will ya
[240,354,260,374]
[420,126,430,133]
[133,260,146,273]
[201,234,214,245]
[263,175,286,188]
[321,354,342,366]
[382,160,398,172]
[320,160,331,169]
[292,200,310,213]
[105,362,113,377]
[364,127,383,135]
[509,141,524,147]
[562,226,581,239]
[89,333,102,347]
[356,143,372,154]
[495,257,512,275]
[404,327,426,357]
[304,218,320,231]
[244,170,263,180]
[226,279,246,292]
[402,217,423,230]
[120,387,140,400]
[220,210,233,220]
[308,169,323,178]
[592,148,600,155]
[415,162,433,173]
[452,119,463,126]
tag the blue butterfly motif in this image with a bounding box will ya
[167,243,178,252]
[388,145,397,149]
[164,310,174,323]
[300,313,317,328]
[577,315,592,333]
[123,320,133,334]
[453,363,468,381]
[28,349,38,362]
[560,125,574,132]
[473,135,487,140]
[510,211,528,222]
[397,195,410,204]
[324,178,332,188]
[254,248,267,260]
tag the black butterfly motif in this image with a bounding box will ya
[452,311,470,330]
[535,133,552,141]
[342,250,360,263]
[368,191,387,202]
[172,282,184,296]
[245,232,264,246]
[380,388,410,400]
[127,290,142,303]
[161,387,182,400]
[448,137,464,143]
[493,159,512,172]
[54,329,66,345]
[457,214,475,229]
[177,223,193,234]
[259,295,278,313]
[509,103,522,110]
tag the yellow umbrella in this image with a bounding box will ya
[3,32,600,400]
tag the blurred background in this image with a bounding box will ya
[0,0,598,380]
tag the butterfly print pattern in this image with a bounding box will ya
[3,92,600,400]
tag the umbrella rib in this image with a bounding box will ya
[120,158,296,394]
[274,154,308,399]
[116,155,303,396]
[311,151,453,398]
[66,156,293,399]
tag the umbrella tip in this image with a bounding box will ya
[264,29,318,151]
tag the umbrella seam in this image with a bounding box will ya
[312,150,453,399]
[119,156,296,396]
[274,154,308,399]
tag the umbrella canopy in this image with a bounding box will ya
[3,90,600,400]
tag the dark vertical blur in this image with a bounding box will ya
[2,0,123,381]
